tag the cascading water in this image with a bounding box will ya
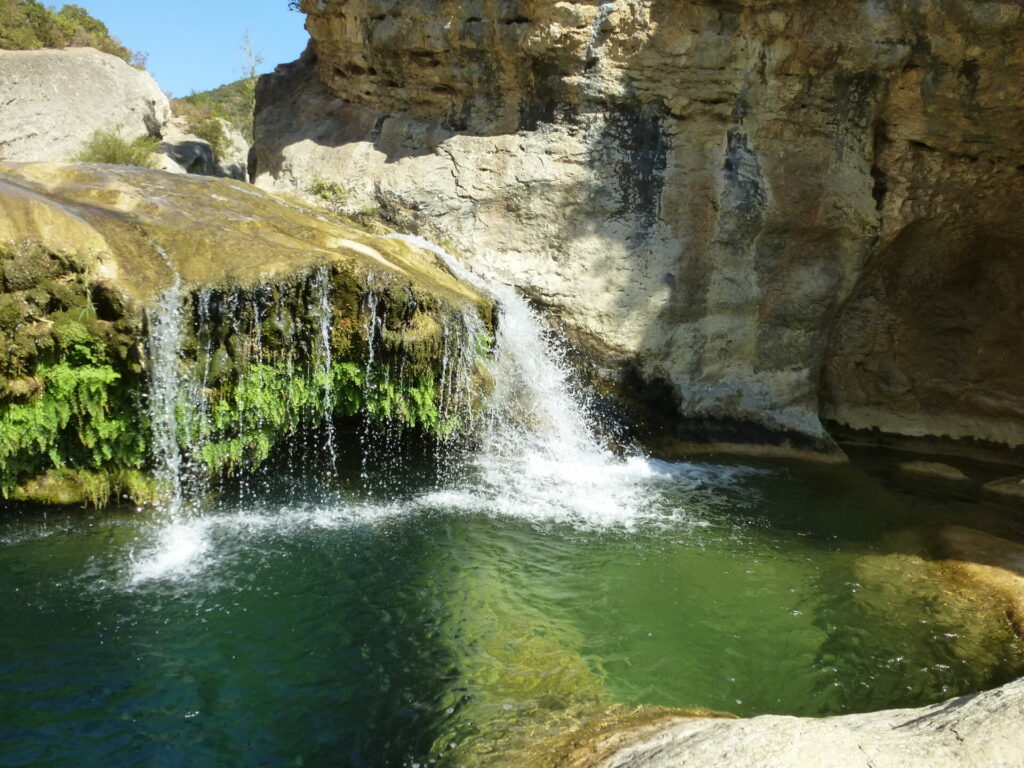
[385,234,654,525]
[134,276,211,583]
[145,277,186,519]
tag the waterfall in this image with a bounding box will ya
[131,235,655,583]
[145,277,186,519]
[384,234,651,525]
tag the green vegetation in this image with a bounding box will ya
[0,319,148,503]
[187,117,230,163]
[308,175,349,211]
[75,130,159,168]
[189,359,449,476]
[172,79,255,142]
[0,1,137,64]
[191,361,361,475]
[170,32,262,143]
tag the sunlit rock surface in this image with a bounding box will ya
[0,48,170,162]
[254,0,1024,456]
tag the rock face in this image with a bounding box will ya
[254,0,1024,455]
[564,679,1024,768]
[0,48,170,162]
[0,162,492,505]
[158,116,249,180]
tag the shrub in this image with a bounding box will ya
[308,175,348,211]
[171,80,254,141]
[188,117,230,163]
[75,130,159,168]
[0,1,134,63]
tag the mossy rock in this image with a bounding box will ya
[0,162,494,507]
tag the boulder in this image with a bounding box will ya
[158,115,248,180]
[0,47,170,162]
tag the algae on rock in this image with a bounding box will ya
[0,162,494,506]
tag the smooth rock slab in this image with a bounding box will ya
[567,680,1024,768]
[0,48,170,162]
[897,461,970,482]
[982,476,1024,506]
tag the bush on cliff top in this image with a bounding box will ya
[0,0,137,64]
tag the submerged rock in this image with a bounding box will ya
[559,525,1024,768]
[981,475,1024,506]
[256,1,1024,459]
[560,679,1024,768]
[896,461,970,482]
[0,162,493,506]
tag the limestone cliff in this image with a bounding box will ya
[254,0,1024,457]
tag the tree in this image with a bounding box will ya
[240,31,264,113]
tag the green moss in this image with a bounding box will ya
[0,360,147,497]
[188,356,452,476]
[0,305,147,501]
[11,467,156,507]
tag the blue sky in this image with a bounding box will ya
[70,1,310,96]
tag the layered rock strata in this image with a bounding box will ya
[0,162,492,505]
[254,0,1024,456]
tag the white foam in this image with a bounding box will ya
[383,233,697,528]
[129,520,211,584]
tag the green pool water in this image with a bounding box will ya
[2,453,1022,768]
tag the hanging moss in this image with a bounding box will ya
[189,357,455,476]
[0,317,147,501]
[0,244,493,506]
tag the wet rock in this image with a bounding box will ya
[562,680,1024,768]
[897,461,969,482]
[981,475,1024,505]
[0,162,493,506]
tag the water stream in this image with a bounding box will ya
[3,243,1024,767]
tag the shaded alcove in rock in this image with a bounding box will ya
[821,217,1024,462]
